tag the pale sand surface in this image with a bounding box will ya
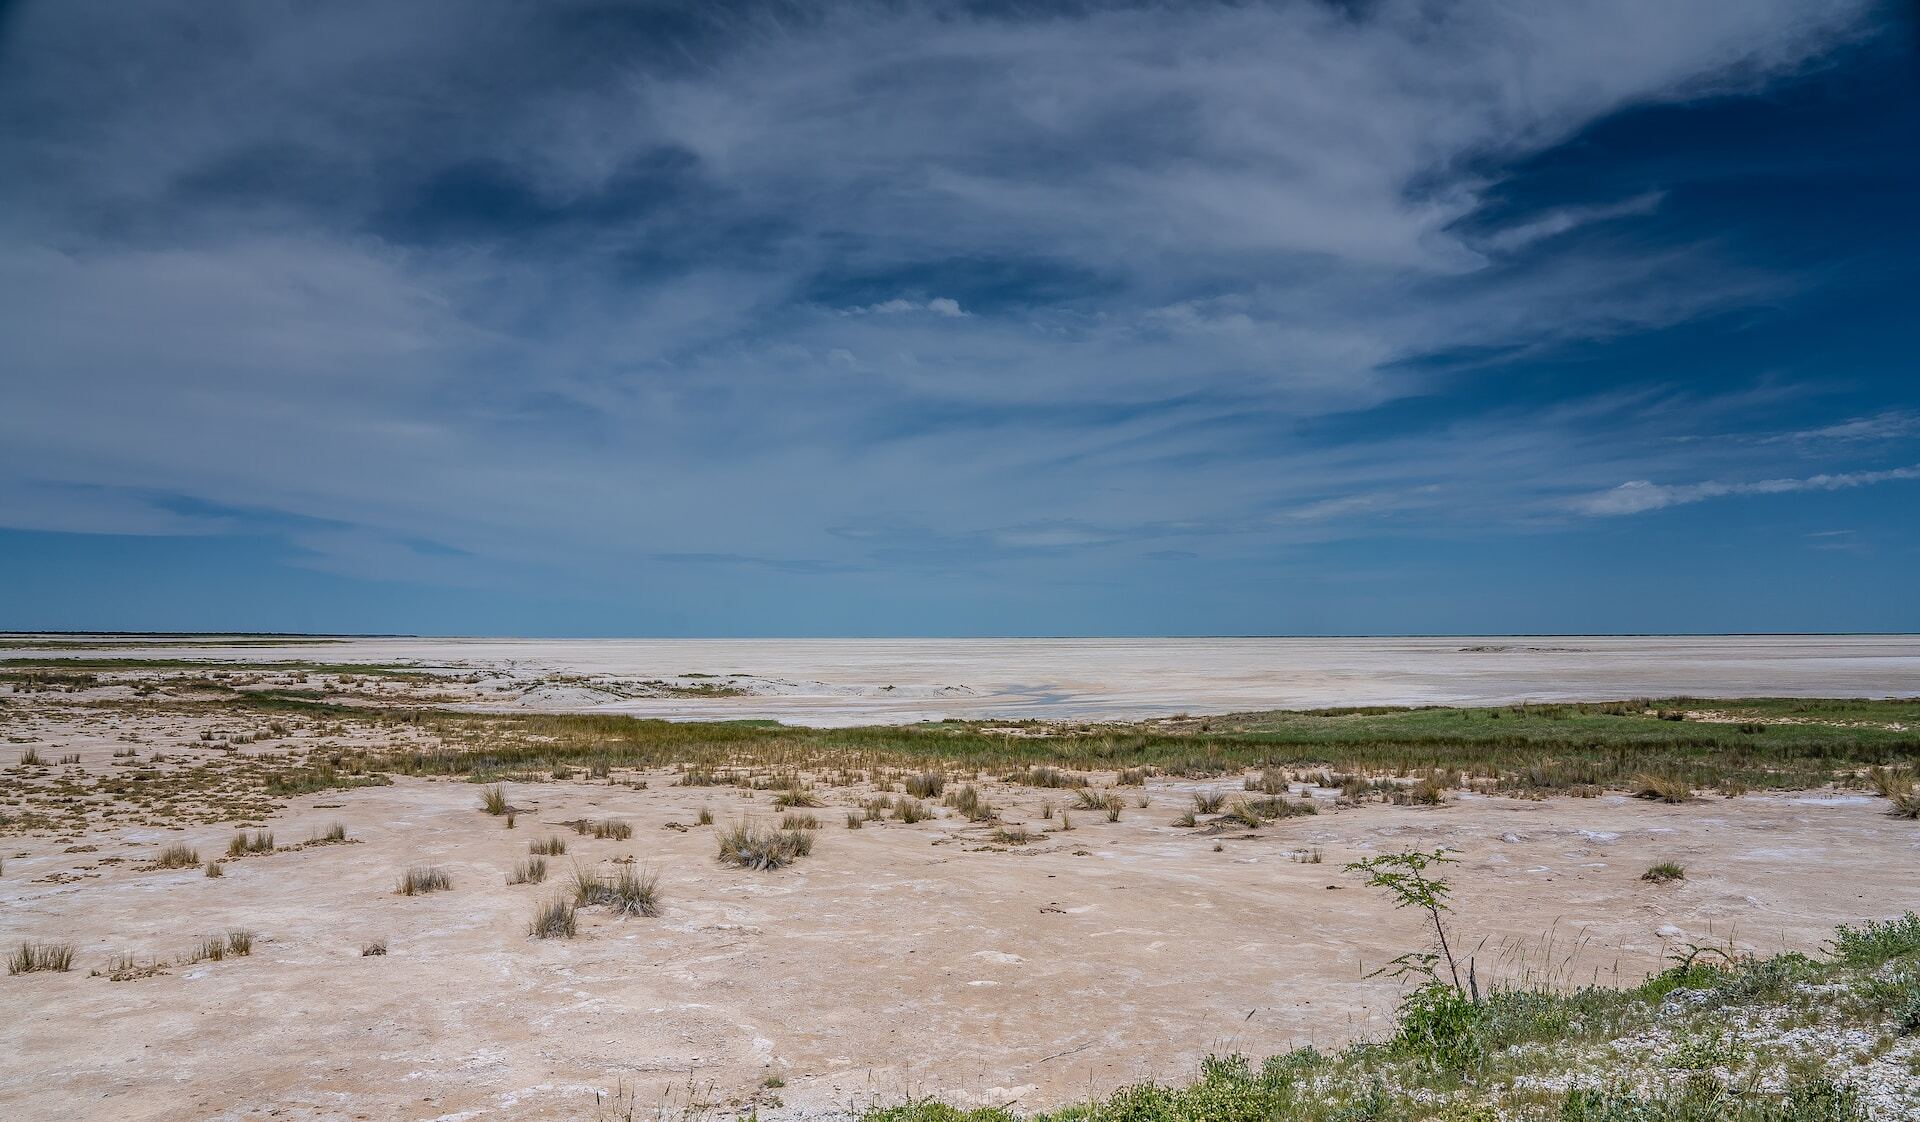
[11,634,1920,724]
[5,766,1917,1122]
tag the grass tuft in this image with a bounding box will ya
[530,898,578,938]
[717,821,816,870]
[396,866,452,896]
[226,830,274,857]
[155,843,200,869]
[8,941,74,975]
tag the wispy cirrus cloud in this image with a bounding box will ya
[1571,464,1920,516]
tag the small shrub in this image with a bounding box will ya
[1831,912,1920,967]
[1642,861,1686,884]
[396,866,452,896]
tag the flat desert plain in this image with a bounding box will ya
[2,638,1918,1120]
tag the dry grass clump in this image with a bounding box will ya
[597,866,662,917]
[1219,798,1266,829]
[310,822,349,843]
[188,932,253,963]
[1641,861,1686,884]
[1193,790,1226,814]
[529,836,567,856]
[479,783,509,815]
[773,787,822,808]
[1215,795,1318,829]
[8,941,74,975]
[530,898,578,938]
[577,818,631,840]
[396,866,453,895]
[904,772,945,799]
[226,830,274,857]
[1629,772,1693,804]
[204,860,224,877]
[361,938,387,956]
[696,807,714,825]
[845,811,863,828]
[1072,787,1113,811]
[945,784,994,822]
[1392,772,1452,806]
[509,857,548,884]
[780,811,820,830]
[892,796,932,823]
[1006,765,1085,788]
[991,826,1037,845]
[1867,766,1912,798]
[154,843,200,869]
[1245,770,1289,795]
[1116,767,1150,786]
[717,821,815,870]
[1888,786,1920,820]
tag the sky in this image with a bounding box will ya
[1,0,1916,637]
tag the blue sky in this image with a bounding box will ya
[1,1,1915,636]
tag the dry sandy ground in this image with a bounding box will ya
[6,758,1918,1122]
[11,634,1920,724]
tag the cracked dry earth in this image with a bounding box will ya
[6,743,1920,1122]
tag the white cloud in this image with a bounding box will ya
[1572,465,1920,516]
[842,297,968,317]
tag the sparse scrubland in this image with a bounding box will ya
[3,658,1919,1119]
[863,912,1920,1122]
